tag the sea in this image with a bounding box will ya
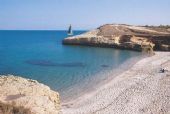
[0,30,141,101]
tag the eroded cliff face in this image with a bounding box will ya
[0,75,60,114]
[63,24,170,51]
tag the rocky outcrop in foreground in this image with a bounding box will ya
[0,75,60,114]
[63,24,170,51]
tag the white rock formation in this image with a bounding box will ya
[0,75,60,114]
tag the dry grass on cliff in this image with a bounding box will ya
[0,101,32,114]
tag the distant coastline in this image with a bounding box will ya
[63,24,170,51]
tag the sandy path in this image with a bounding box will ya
[62,52,170,114]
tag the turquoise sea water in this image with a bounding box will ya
[0,30,141,101]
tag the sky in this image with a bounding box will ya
[0,0,170,30]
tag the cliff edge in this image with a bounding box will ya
[63,24,170,51]
[0,75,60,114]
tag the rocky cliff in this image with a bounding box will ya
[63,24,170,51]
[0,75,60,114]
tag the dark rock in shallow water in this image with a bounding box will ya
[25,60,56,66]
[57,62,85,67]
[101,65,109,67]
[25,60,85,67]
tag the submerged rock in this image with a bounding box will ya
[25,60,85,67]
[63,24,170,51]
[101,65,109,67]
[0,75,60,114]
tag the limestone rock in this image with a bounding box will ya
[0,75,60,114]
[63,24,170,51]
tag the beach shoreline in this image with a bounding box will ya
[62,52,170,114]
[61,53,144,103]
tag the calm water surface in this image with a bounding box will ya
[0,30,141,100]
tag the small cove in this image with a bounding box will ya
[0,30,141,100]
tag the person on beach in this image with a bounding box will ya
[160,68,165,73]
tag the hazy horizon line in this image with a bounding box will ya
[1,23,170,31]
